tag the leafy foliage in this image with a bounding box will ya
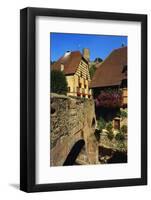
[120,110,127,119]
[51,61,56,65]
[89,64,96,79]
[106,122,113,132]
[97,117,106,132]
[51,70,68,95]
[107,130,114,140]
[117,109,127,119]
[120,125,127,134]
[106,122,114,140]
[94,57,103,63]
[115,131,125,141]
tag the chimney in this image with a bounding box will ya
[83,48,90,61]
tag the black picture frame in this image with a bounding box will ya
[20,7,147,192]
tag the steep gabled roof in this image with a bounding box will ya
[51,51,82,75]
[90,46,127,88]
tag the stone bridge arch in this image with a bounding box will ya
[50,94,99,166]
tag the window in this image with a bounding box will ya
[60,63,64,71]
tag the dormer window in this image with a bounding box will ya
[61,63,64,71]
[64,51,71,57]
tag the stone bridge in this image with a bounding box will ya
[50,93,99,166]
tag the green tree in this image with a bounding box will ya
[51,70,68,95]
[94,57,103,63]
[121,125,127,134]
[117,109,127,119]
[97,117,106,132]
[51,61,56,65]
[107,130,114,140]
[120,110,127,119]
[115,131,125,141]
[89,64,96,79]
[106,122,113,132]
[106,122,114,140]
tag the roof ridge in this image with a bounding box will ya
[90,46,127,88]
[51,50,83,75]
[114,46,127,52]
[95,46,127,69]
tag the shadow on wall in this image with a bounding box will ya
[63,139,85,166]
[95,106,120,122]
[107,151,127,164]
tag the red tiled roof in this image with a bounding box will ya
[51,51,82,75]
[90,46,127,88]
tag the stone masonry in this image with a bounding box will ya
[50,93,99,166]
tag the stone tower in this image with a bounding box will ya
[83,48,90,62]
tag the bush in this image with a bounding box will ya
[95,88,123,108]
[120,110,127,119]
[51,70,68,95]
[116,110,121,118]
[121,125,127,134]
[106,122,113,132]
[97,117,106,132]
[107,130,114,140]
[105,122,114,140]
[115,131,125,141]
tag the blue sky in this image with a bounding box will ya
[50,32,127,62]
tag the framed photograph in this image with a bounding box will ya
[20,7,147,192]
